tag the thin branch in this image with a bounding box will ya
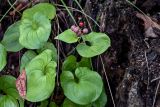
[100,55,116,107]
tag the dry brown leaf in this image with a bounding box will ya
[16,69,26,99]
[136,13,160,38]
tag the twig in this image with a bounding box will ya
[55,3,100,28]
[100,55,116,107]
[151,76,160,83]
[0,0,18,22]
[152,80,160,107]
[144,51,150,90]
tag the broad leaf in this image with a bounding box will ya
[25,49,57,102]
[55,29,79,43]
[22,3,56,20]
[0,75,22,107]
[61,67,103,105]
[20,50,37,72]
[0,44,7,71]
[62,55,77,71]
[38,100,48,107]
[49,102,57,107]
[37,42,57,61]
[0,95,19,107]
[92,88,107,107]
[62,55,91,71]
[0,76,19,98]
[76,32,111,57]
[19,12,51,49]
[1,21,23,52]
[62,98,91,107]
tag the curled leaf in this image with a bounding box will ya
[19,12,51,49]
[22,3,56,20]
[16,69,26,99]
[61,67,103,105]
[76,32,111,57]
[20,50,37,72]
[62,55,91,71]
[136,13,160,38]
[55,29,79,43]
[25,49,57,102]
[0,75,21,107]
[37,42,57,61]
[0,44,7,71]
[1,21,23,52]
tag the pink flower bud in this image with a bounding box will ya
[83,28,88,34]
[77,30,82,36]
[73,26,80,33]
[71,25,76,31]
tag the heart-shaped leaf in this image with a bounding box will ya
[19,12,51,49]
[62,55,77,71]
[1,21,23,52]
[55,29,79,43]
[0,75,19,98]
[37,42,57,61]
[0,95,19,107]
[25,49,57,102]
[62,55,91,72]
[0,75,22,107]
[92,88,107,107]
[22,3,56,20]
[76,32,111,57]
[49,102,58,107]
[62,98,91,107]
[60,67,103,105]
[0,44,7,71]
[20,50,37,72]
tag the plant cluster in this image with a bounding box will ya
[0,3,110,107]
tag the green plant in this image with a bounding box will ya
[0,2,110,107]
[0,75,24,107]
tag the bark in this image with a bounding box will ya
[83,0,160,107]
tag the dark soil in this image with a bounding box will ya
[1,0,160,107]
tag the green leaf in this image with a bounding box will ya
[92,88,107,107]
[38,100,48,107]
[62,55,77,71]
[37,42,57,61]
[55,29,79,43]
[0,44,7,71]
[19,12,51,49]
[76,32,111,57]
[0,95,19,107]
[62,55,91,72]
[25,49,57,102]
[0,75,21,107]
[0,75,19,98]
[1,21,23,52]
[62,98,91,107]
[60,67,103,105]
[20,50,37,72]
[18,98,24,107]
[77,57,91,69]
[49,102,58,107]
[22,3,56,20]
